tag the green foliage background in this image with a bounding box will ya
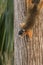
[0,0,14,65]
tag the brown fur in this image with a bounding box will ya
[18,0,43,38]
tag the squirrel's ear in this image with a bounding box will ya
[38,1,43,10]
[27,0,32,10]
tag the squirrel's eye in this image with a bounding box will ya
[32,0,40,4]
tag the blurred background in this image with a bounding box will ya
[0,0,14,65]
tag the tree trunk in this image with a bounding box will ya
[14,0,43,65]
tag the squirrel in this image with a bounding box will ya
[18,0,43,38]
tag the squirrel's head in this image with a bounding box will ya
[27,0,40,9]
[32,0,40,4]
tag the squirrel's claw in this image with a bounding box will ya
[20,23,25,28]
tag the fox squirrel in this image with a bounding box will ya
[18,0,43,38]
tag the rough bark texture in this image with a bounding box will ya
[14,0,43,65]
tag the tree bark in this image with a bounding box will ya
[14,0,43,65]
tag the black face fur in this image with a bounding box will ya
[32,0,40,4]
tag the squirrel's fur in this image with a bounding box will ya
[18,0,43,38]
